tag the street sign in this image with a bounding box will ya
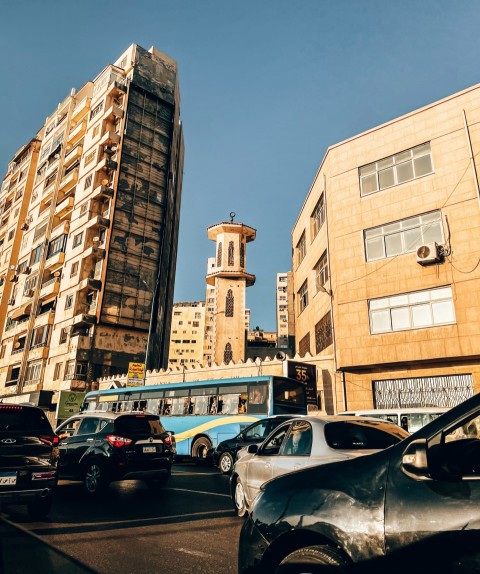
[287,361,317,405]
[128,362,145,386]
[56,391,86,420]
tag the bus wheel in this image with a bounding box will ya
[191,436,212,464]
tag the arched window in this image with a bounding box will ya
[225,289,234,317]
[228,241,234,266]
[240,242,245,268]
[224,343,233,364]
[217,242,222,267]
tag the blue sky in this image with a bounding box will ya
[1,1,480,330]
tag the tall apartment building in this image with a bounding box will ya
[276,272,292,348]
[168,301,206,366]
[292,83,480,413]
[0,44,183,402]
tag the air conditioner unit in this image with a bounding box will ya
[21,267,31,275]
[24,289,34,298]
[9,275,18,283]
[416,242,441,265]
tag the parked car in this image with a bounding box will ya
[339,406,449,432]
[212,415,297,474]
[231,415,408,516]
[238,393,480,574]
[55,412,175,494]
[0,403,58,519]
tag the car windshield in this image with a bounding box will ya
[0,406,53,434]
[114,415,166,436]
[324,420,409,449]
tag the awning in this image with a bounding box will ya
[9,303,32,321]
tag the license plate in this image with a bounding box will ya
[0,472,17,485]
[143,446,156,453]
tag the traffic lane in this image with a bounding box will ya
[5,463,244,574]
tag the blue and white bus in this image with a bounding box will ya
[81,376,307,459]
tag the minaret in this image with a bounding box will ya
[205,213,256,365]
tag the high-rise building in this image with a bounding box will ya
[0,44,183,402]
[276,272,290,348]
[168,301,206,366]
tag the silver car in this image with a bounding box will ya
[230,415,409,516]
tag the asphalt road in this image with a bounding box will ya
[3,462,244,574]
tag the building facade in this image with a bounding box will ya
[168,301,206,366]
[0,44,183,403]
[292,83,480,412]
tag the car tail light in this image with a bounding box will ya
[39,435,59,446]
[32,471,57,480]
[106,435,133,448]
[163,434,172,446]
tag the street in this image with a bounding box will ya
[3,462,243,574]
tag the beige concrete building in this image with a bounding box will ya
[0,44,183,405]
[292,83,480,413]
[205,217,256,365]
[168,301,206,366]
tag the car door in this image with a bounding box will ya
[244,423,290,506]
[385,407,480,572]
[59,418,100,477]
[271,420,313,480]
[56,418,82,476]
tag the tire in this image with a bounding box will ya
[27,497,53,520]
[233,475,247,517]
[191,436,212,464]
[276,545,350,574]
[219,451,234,474]
[84,459,108,495]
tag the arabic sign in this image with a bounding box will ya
[287,361,318,405]
[127,362,145,387]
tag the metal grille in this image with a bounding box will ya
[373,374,474,408]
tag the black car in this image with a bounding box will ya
[0,403,58,519]
[212,415,296,474]
[238,393,480,574]
[55,412,175,494]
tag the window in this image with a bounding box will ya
[64,361,88,380]
[224,343,233,364]
[24,362,42,384]
[53,362,62,380]
[296,232,306,266]
[59,327,69,344]
[65,294,74,310]
[30,244,44,266]
[228,241,234,266]
[73,232,83,249]
[240,243,245,268]
[217,242,222,267]
[225,289,234,317]
[47,234,67,259]
[314,251,329,292]
[84,174,93,190]
[359,142,433,196]
[311,194,325,238]
[92,125,100,139]
[299,332,310,357]
[84,150,96,168]
[364,211,444,261]
[298,280,308,313]
[315,312,333,353]
[369,286,455,334]
[70,261,79,277]
[90,101,104,120]
[282,421,313,456]
[31,325,50,347]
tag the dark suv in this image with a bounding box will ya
[0,403,58,519]
[212,415,297,474]
[55,412,175,494]
[239,393,480,574]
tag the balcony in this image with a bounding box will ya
[60,379,87,392]
[99,130,120,147]
[63,144,83,168]
[78,277,102,291]
[103,103,124,122]
[83,245,106,260]
[71,97,91,122]
[106,80,127,99]
[28,344,49,361]
[58,168,78,194]
[68,119,87,146]
[96,158,118,173]
[51,219,70,237]
[54,196,75,219]
[72,312,96,328]
[44,251,65,273]
[39,277,60,301]
[91,184,114,200]
[86,214,110,230]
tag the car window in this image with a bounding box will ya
[243,421,269,441]
[281,421,312,456]
[441,412,480,476]
[260,425,289,456]
[325,420,408,449]
[115,415,166,436]
[0,405,53,434]
[57,418,81,437]
[77,418,100,436]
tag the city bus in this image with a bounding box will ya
[81,376,307,460]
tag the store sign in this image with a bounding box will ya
[128,362,145,387]
[56,391,86,420]
[287,361,317,405]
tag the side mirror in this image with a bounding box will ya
[247,444,259,454]
[238,433,244,441]
[401,439,429,478]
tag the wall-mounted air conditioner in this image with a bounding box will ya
[416,242,441,265]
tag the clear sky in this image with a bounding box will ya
[1,0,480,331]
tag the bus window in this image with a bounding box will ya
[161,399,172,416]
[171,398,185,416]
[248,384,268,414]
[219,394,243,415]
[193,395,211,415]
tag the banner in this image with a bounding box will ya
[128,362,145,386]
[287,361,317,405]
[56,391,86,420]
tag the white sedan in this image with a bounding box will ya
[230,415,408,516]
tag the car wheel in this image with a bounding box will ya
[219,451,234,474]
[146,475,169,490]
[276,545,350,573]
[191,436,212,464]
[27,498,53,520]
[233,476,247,517]
[84,459,108,495]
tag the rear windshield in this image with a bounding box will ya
[114,415,165,436]
[324,420,409,450]
[0,405,53,434]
